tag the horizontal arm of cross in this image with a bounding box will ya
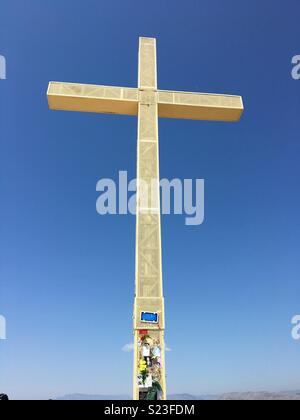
[47,81,243,122]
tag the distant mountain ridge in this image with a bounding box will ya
[55,391,300,401]
[219,392,300,401]
[55,393,203,401]
[56,394,131,400]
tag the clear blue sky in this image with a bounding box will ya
[1,0,300,400]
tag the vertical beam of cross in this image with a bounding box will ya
[133,38,166,400]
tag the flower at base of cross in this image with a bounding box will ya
[139,359,147,373]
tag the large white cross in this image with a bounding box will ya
[47,37,243,400]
